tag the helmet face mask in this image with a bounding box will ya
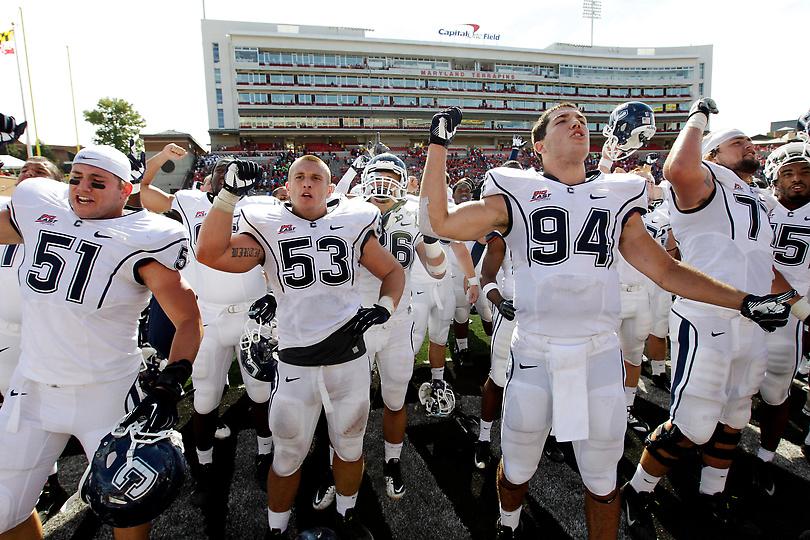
[602,101,657,161]
[361,153,407,202]
[239,320,278,383]
[418,380,456,417]
[764,141,810,183]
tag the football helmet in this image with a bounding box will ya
[80,418,186,528]
[602,101,657,161]
[418,379,456,417]
[361,153,408,201]
[764,141,810,183]
[239,320,278,383]
[798,109,810,142]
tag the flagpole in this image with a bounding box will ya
[10,23,32,158]
[18,7,41,156]
[66,45,81,154]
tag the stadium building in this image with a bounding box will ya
[201,20,712,153]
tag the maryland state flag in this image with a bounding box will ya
[0,29,14,55]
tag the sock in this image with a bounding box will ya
[336,491,358,516]
[625,386,638,408]
[384,441,403,462]
[267,509,290,531]
[499,505,522,530]
[329,446,335,467]
[257,435,273,455]
[456,338,468,351]
[431,367,444,381]
[479,420,493,442]
[757,447,775,463]
[651,359,667,376]
[629,464,660,493]
[699,465,729,495]
[197,447,214,465]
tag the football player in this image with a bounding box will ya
[0,145,201,539]
[196,154,405,539]
[621,99,808,537]
[140,144,276,506]
[751,141,810,495]
[418,105,793,539]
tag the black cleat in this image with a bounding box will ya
[495,520,520,539]
[803,444,810,464]
[627,407,650,434]
[191,463,215,508]
[255,452,273,492]
[264,527,287,539]
[335,508,373,540]
[383,458,406,499]
[751,458,776,498]
[543,436,565,463]
[36,479,69,522]
[473,440,492,470]
[650,373,671,392]
[312,468,336,510]
[621,482,657,540]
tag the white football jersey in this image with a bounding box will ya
[0,196,23,325]
[171,190,270,305]
[238,197,380,350]
[769,201,810,296]
[488,232,515,300]
[668,161,774,300]
[8,178,187,385]
[482,167,647,337]
[616,202,669,287]
[356,199,421,319]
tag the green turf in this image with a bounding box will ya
[414,315,491,366]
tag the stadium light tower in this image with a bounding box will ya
[582,0,602,47]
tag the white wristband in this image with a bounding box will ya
[598,157,614,171]
[426,258,447,275]
[791,297,810,321]
[377,295,395,315]
[213,190,240,214]
[466,276,480,287]
[685,113,708,132]
[482,282,500,297]
[423,239,443,259]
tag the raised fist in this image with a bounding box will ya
[0,113,27,148]
[429,107,462,147]
[127,138,146,184]
[351,154,370,174]
[161,143,187,161]
[688,98,719,119]
[223,159,261,197]
[511,135,525,150]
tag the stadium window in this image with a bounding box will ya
[271,94,294,104]
[212,43,220,63]
[216,88,223,105]
[297,94,312,104]
[699,63,705,79]
[341,95,359,105]
[234,47,259,63]
[515,84,535,93]
[630,88,642,97]
[217,109,224,128]
[699,83,704,95]
[214,68,221,84]
[419,97,434,107]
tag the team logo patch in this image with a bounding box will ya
[530,189,551,201]
[174,246,189,270]
[734,183,744,191]
[35,214,57,224]
[195,210,207,218]
[278,224,296,234]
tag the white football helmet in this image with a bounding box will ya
[764,141,810,183]
[418,379,456,417]
[361,153,408,201]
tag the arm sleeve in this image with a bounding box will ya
[334,168,356,195]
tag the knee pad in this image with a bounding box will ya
[577,439,621,497]
[0,485,14,534]
[269,398,307,477]
[454,307,469,326]
[193,385,223,415]
[329,399,369,463]
[701,424,741,461]
[501,381,549,485]
[381,377,408,412]
[644,423,694,468]
[244,377,272,405]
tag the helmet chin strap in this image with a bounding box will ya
[603,135,639,162]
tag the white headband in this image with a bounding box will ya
[701,128,747,155]
[73,145,131,184]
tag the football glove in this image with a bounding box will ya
[0,113,26,150]
[740,290,795,332]
[126,138,146,184]
[429,107,462,147]
[119,359,191,433]
[688,98,719,120]
[249,293,277,325]
[223,159,261,197]
[511,135,525,150]
[497,299,516,321]
[347,304,391,336]
[351,154,370,174]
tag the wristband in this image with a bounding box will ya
[598,157,614,171]
[213,190,240,214]
[426,258,447,275]
[791,297,810,321]
[155,359,193,402]
[423,239,443,259]
[685,113,708,132]
[482,282,500,297]
[466,276,480,287]
[377,295,395,316]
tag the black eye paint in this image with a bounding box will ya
[69,178,80,185]
[90,182,106,190]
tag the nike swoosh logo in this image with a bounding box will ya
[0,347,8,353]
[93,231,112,238]
[711,331,725,337]
[590,194,607,200]
[625,502,636,526]
[518,363,537,369]
[416,291,424,295]
[330,225,344,230]
[765,484,775,496]
[285,376,300,383]
[805,217,810,221]
[400,222,413,226]
[9,389,27,397]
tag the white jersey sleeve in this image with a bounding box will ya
[10,178,188,385]
[769,201,810,296]
[0,196,23,325]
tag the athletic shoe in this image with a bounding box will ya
[264,528,287,539]
[543,436,565,463]
[620,482,657,540]
[802,403,810,417]
[191,463,215,508]
[650,373,671,393]
[312,468,336,510]
[751,458,776,498]
[495,520,520,539]
[473,440,492,470]
[335,508,373,540]
[627,408,650,434]
[36,479,69,522]
[802,444,810,464]
[214,419,231,440]
[255,452,273,492]
[383,458,406,499]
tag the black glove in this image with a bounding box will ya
[422,235,439,244]
[347,304,391,336]
[223,159,261,197]
[0,113,26,149]
[429,107,462,147]
[249,293,277,325]
[740,290,796,332]
[351,154,370,174]
[119,359,191,432]
[798,109,810,139]
[497,299,516,321]
[126,138,146,184]
[688,98,718,120]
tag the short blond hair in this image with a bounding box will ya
[289,155,331,179]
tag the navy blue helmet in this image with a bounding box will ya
[239,320,278,383]
[602,101,657,160]
[80,420,186,528]
[798,109,810,142]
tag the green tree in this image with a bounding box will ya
[83,97,146,153]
